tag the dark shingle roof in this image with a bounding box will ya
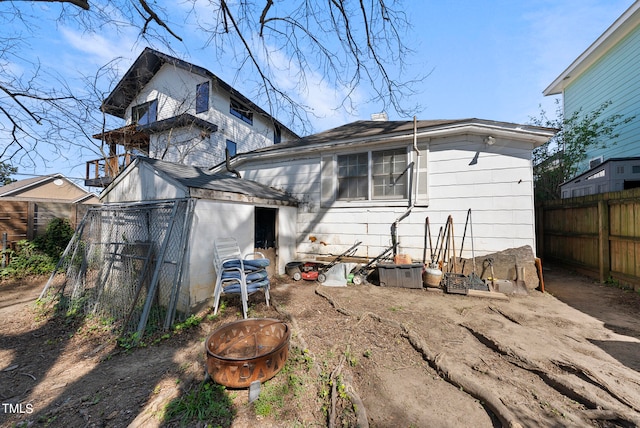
[138,157,297,204]
[248,119,556,153]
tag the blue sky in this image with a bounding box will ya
[5,0,635,184]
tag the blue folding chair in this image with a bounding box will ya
[212,237,270,318]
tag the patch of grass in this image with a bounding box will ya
[164,381,234,427]
[253,346,314,418]
[173,314,202,331]
[344,349,358,367]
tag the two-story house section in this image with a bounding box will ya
[544,1,640,177]
[86,47,299,188]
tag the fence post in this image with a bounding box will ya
[535,204,544,259]
[1,232,7,268]
[598,199,610,283]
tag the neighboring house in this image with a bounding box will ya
[0,174,99,243]
[544,1,640,176]
[86,47,299,188]
[99,156,298,309]
[212,119,556,263]
[560,157,640,198]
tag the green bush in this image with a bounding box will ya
[34,218,74,259]
[1,218,74,278]
[0,240,56,278]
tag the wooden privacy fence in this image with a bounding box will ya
[536,187,640,288]
[0,199,97,248]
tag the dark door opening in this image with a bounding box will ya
[255,207,277,276]
[255,207,277,248]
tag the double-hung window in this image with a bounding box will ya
[333,148,408,202]
[337,153,368,200]
[372,149,408,199]
[131,99,157,125]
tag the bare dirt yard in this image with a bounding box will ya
[2,264,640,428]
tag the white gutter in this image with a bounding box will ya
[227,122,556,167]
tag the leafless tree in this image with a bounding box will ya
[0,0,423,173]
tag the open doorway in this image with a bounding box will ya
[255,207,277,276]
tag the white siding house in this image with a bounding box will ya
[214,119,556,262]
[100,157,298,310]
[87,48,299,188]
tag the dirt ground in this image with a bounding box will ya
[1,264,640,428]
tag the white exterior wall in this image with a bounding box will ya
[240,135,537,262]
[102,161,298,309]
[186,201,298,307]
[124,64,295,168]
[186,200,255,306]
[101,161,186,203]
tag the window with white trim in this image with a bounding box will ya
[335,148,408,201]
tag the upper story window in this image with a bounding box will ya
[230,99,253,125]
[196,82,209,114]
[132,99,157,125]
[226,140,237,157]
[274,125,282,144]
[336,148,408,201]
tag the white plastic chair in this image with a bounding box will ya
[212,237,270,318]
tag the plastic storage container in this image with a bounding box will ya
[377,263,424,288]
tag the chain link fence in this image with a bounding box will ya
[41,199,195,339]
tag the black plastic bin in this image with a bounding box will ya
[377,263,423,289]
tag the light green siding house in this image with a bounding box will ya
[544,1,640,176]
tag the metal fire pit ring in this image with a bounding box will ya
[205,318,290,388]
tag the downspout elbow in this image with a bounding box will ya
[225,148,241,178]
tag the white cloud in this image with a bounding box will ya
[257,43,364,132]
[59,26,138,70]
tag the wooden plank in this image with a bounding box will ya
[466,289,509,300]
[598,201,611,283]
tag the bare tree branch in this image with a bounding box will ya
[2,0,90,10]
[0,0,424,173]
[135,0,183,42]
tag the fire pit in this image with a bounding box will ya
[205,318,290,388]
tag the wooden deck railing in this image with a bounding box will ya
[85,153,133,187]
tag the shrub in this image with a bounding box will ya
[0,218,74,278]
[34,218,74,259]
[0,240,56,278]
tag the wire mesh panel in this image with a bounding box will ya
[42,199,194,338]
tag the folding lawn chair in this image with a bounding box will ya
[212,237,270,319]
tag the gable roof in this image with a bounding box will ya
[0,174,97,203]
[126,157,297,205]
[0,175,54,197]
[213,118,556,170]
[544,1,640,96]
[101,47,299,138]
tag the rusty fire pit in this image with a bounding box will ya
[205,318,290,388]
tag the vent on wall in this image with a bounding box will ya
[589,156,603,169]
